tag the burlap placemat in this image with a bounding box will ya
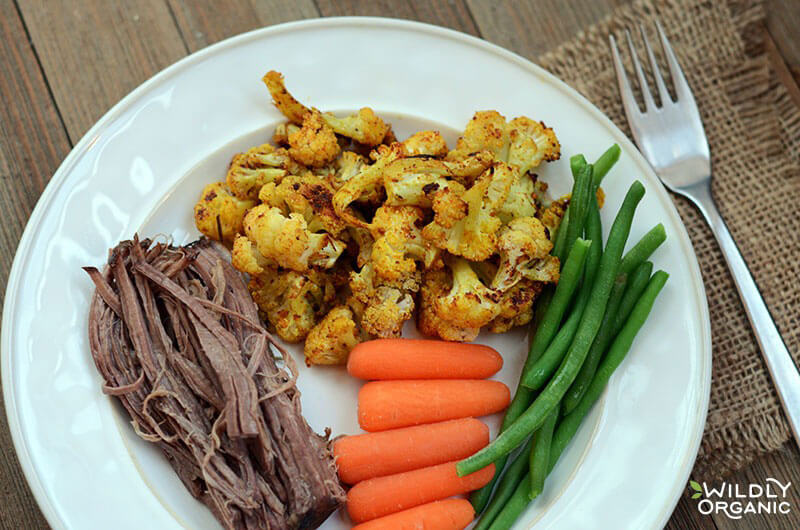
[537,0,800,481]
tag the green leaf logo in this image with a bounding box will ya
[689,480,703,499]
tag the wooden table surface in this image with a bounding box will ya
[1,1,799,529]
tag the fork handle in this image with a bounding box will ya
[685,180,800,447]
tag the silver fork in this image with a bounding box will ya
[610,23,800,448]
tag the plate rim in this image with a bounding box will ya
[1,16,711,529]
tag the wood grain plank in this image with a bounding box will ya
[765,27,800,110]
[766,0,800,86]
[315,0,479,35]
[465,0,624,58]
[0,1,72,528]
[167,0,319,53]
[711,443,800,530]
[666,496,718,530]
[17,0,189,141]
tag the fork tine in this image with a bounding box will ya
[609,34,642,120]
[624,29,656,111]
[640,24,672,105]
[656,21,694,102]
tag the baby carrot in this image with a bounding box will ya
[347,461,495,523]
[347,339,503,380]
[351,499,475,530]
[358,380,510,432]
[334,418,489,484]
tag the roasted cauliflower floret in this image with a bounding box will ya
[447,110,510,161]
[443,150,496,188]
[231,235,272,276]
[422,162,515,261]
[263,70,388,146]
[370,205,439,286]
[539,195,570,241]
[492,217,557,291]
[329,151,384,207]
[249,268,334,343]
[332,144,401,227]
[263,70,310,124]
[418,269,481,342]
[430,188,467,228]
[330,151,367,190]
[194,182,255,244]
[347,225,374,268]
[447,112,560,170]
[288,109,341,167]
[259,175,345,236]
[383,157,466,208]
[242,204,345,272]
[498,175,539,223]
[446,112,560,221]
[400,130,448,157]
[272,122,301,146]
[498,118,561,221]
[323,107,389,146]
[487,279,545,333]
[225,143,291,200]
[507,117,561,174]
[434,256,501,330]
[304,305,362,365]
[350,262,415,338]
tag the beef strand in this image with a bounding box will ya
[85,237,344,529]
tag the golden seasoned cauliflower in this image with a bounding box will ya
[492,217,558,291]
[231,235,272,276]
[272,122,301,146]
[369,205,438,286]
[539,195,569,241]
[194,182,255,244]
[434,256,501,329]
[498,173,540,223]
[383,157,466,208]
[328,151,385,208]
[263,70,309,124]
[507,117,561,174]
[332,144,401,227]
[323,107,389,146]
[249,268,334,343]
[399,130,448,157]
[202,71,572,353]
[259,175,345,236]
[447,110,510,161]
[288,109,341,167]
[350,262,415,338]
[329,151,367,191]
[487,279,545,333]
[225,143,292,200]
[446,112,560,222]
[443,151,495,188]
[430,187,467,229]
[418,269,480,342]
[242,204,345,272]
[422,162,515,261]
[498,118,561,221]
[347,225,374,268]
[304,305,362,365]
[263,70,388,146]
[447,112,560,170]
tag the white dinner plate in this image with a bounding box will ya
[2,17,710,530]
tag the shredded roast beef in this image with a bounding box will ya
[84,237,345,529]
